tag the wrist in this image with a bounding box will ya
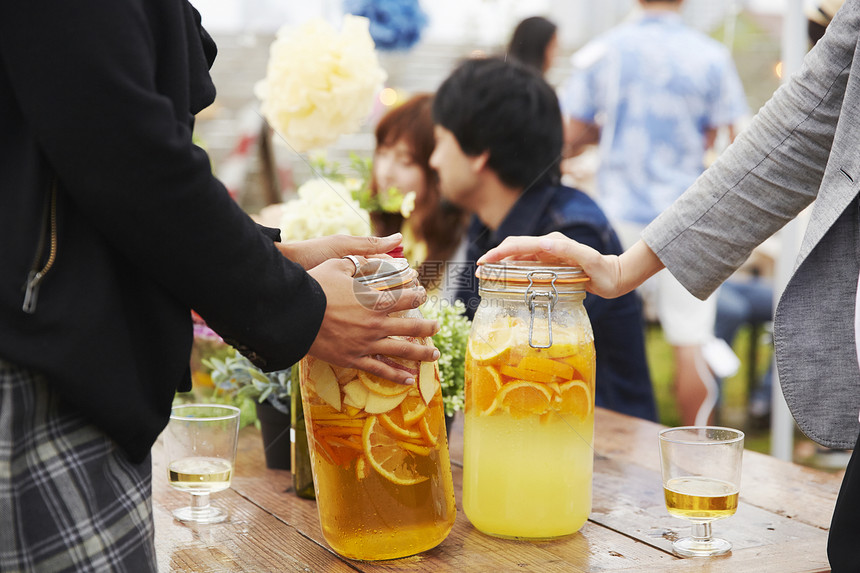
[618,240,664,294]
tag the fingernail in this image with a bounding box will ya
[403,377,415,385]
[432,349,441,360]
[384,233,402,240]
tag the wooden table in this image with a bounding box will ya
[152,408,841,572]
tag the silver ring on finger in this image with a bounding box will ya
[342,254,361,277]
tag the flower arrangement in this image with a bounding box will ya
[278,154,416,242]
[343,0,429,51]
[278,177,372,242]
[255,15,387,152]
[421,299,471,417]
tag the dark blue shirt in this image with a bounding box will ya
[454,182,657,421]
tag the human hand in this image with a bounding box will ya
[276,233,402,270]
[477,233,663,299]
[307,257,440,384]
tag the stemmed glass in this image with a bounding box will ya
[658,426,744,557]
[164,404,241,524]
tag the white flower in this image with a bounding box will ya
[255,16,388,153]
[279,178,371,242]
[399,191,417,218]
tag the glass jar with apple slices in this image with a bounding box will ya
[297,258,456,561]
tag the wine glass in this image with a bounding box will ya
[164,404,241,524]
[658,426,744,557]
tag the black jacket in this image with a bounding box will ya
[0,0,326,461]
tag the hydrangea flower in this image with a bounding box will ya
[343,0,428,51]
[255,16,387,152]
[279,178,372,242]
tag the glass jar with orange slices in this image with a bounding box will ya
[464,262,595,539]
[297,258,456,560]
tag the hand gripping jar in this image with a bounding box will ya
[297,258,456,560]
[464,261,596,539]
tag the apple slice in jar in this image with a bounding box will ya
[418,361,439,405]
[309,360,341,411]
[364,390,409,414]
[342,379,370,409]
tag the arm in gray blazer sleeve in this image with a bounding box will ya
[641,1,859,300]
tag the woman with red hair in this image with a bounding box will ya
[370,94,469,295]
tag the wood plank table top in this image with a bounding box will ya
[152,408,841,572]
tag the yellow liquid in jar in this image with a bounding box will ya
[463,408,593,538]
[463,315,596,539]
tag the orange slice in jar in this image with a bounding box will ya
[516,355,575,380]
[362,416,429,485]
[399,440,433,456]
[400,395,428,426]
[359,371,413,396]
[558,352,595,383]
[467,322,517,365]
[496,380,553,419]
[419,407,442,447]
[355,456,370,480]
[325,436,363,466]
[313,436,337,465]
[556,380,592,421]
[499,363,557,384]
[468,365,502,415]
[378,408,423,440]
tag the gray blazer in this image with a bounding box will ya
[642,0,860,449]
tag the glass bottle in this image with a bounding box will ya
[291,364,315,499]
[463,261,596,539]
[298,258,456,560]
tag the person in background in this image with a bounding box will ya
[559,0,749,426]
[808,0,846,46]
[370,94,469,298]
[477,2,860,566]
[506,16,559,76]
[430,57,656,421]
[715,275,775,423]
[0,2,437,570]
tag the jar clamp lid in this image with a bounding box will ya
[354,258,417,291]
[476,262,589,349]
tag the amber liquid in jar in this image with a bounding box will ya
[298,259,456,560]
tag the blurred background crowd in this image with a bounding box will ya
[187,0,846,470]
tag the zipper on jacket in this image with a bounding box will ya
[22,178,58,314]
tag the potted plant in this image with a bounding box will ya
[421,299,471,432]
[204,351,293,470]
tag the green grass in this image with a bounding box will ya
[645,323,774,455]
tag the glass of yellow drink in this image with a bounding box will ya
[164,404,241,524]
[658,426,744,557]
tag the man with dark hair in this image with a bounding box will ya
[430,57,656,421]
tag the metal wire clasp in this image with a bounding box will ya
[525,270,558,348]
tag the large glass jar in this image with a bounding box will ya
[464,262,596,539]
[297,258,456,560]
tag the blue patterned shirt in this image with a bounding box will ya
[561,12,748,225]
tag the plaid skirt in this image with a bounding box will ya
[0,358,156,572]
